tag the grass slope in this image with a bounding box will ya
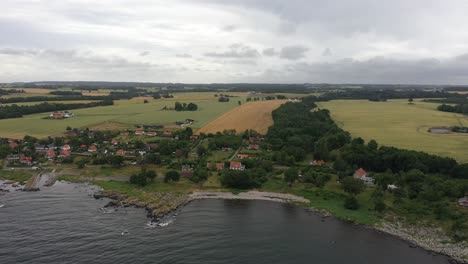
[318,99,468,162]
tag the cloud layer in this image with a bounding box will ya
[1,0,468,84]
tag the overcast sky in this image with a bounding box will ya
[1,0,468,84]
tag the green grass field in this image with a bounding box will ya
[317,99,468,162]
[0,95,243,138]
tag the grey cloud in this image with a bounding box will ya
[0,48,38,56]
[262,48,278,56]
[222,25,237,32]
[140,51,150,56]
[204,44,259,58]
[322,48,332,56]
[279,45,308,60]
[176,53,193,58]
[277,22,296,35]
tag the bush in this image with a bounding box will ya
[344,196,359,210]
[165,170,180,182]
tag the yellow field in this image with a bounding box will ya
[317,99,468,162]
[197,100,287,135]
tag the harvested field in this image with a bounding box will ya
[196,100,287,135]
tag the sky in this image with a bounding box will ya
[1,0,468,84]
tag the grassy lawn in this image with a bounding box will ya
[318,99,468,162]
[0,169,33,183]
[0,97,243,138]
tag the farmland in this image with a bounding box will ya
[197,100,287,134]
[317,99,468,162]
[0,93,245,138]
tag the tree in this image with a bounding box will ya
[165,170,180,182]
[143,99,149,104]
[333,155,348,172]
[344,195,359,210]
[187,102,198,111]
[371,189,386,212]
[174,102,183,111]
[341,177,365,196]
[284,167,299,186]
[66,126,72,131]
[109,155,124,167]
[408,97,414,104]
[238,100,242,105]
[130,172,147,186]
[367,139,378,150]
[196,145,207,157]
[146,170,156,182]
[76,158,89,169]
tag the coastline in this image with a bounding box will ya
[94,187,467,263]
[2,178,466,263]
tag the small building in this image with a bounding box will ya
[310,160,325,166]
[46,150,56,159]
[249,136,263,143]
[146,143,158,150]
[222,147,233,152]
[237,154,249,159]
[230,161,245,171]
[353,168,374,185]
[6,154,23,161]
[146,131,157,137]
[248,144,260,150]
[111,139,119,145]
[190,135,199,140]
[8,142,19,149]
[181,165,193,171]
[62,144,71,151]
[120,131,130,136]
[19,156,33,165]
[215,163,225,170]
[59,149,70,158]
[135,130,145,135]
[88,145,97,152]
[162,131,173,137]
[458,197,468,207]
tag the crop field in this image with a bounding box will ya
[317,99,468,162]
[0,97,243,138]
[197,100,287,135]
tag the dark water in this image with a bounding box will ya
[0,181,452,264]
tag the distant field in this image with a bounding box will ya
[197,100,287,135]
[0,97,243,138]
[3,100,99,106]
[318,99,468,162]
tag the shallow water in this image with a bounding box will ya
[0,181,452,264]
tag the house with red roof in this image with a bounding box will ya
[46,150,56,159]
[62,144,71,151]
[111,139,119,145]
[190,135,199,140]
[146,131,157,137]
[19,156,33,165]
[237,154,249,159]
[248,144,260,150]
[230,161,245,171]
[88,145,97,152]
[60,149,70,158]
[215,163,225,170]
[8,142,18,149]
[135,130,145,135]
[353,168,374,185]
[162,131,173,137]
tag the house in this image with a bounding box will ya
[62,144,71,151]
[6,154,23,161]
[458,197,468,207]
[88,145,97,152]
[135,130,145,135]
[190,135,199,140]
[230,161,245,171]
[59,149,70,158]
[181,171,193,177]
[50,112,65,119]
[237,154,249,159]
[46,150,56,159]
[115,149,136,158]
[120,131,130,136]
[353,168,374,185]
[146,143,158,150]
[222,147,233,152]
[181,165,193,171]
[249,136,263,143]
[19,156,33,165]
[162,131,173,137]
[146,131,157,137]
[34,144,52,152]
[310,160,325,166]
[111,139,119,145]
[387,184,399,190]
[80,144,88,149]
[8,142,19,149]
[215,163,225,170]
[248,144,260,150]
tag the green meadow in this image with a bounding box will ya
[318,99,468,162]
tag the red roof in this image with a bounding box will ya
[88,146,97,151]
[230,161,243,168]
[20,157,32,163]
[216,163,224,170]
[60,149,70,156]
[237,154,249,159]
[62,144,70,150]
[135,130,145,134]
[46,150,56,157]
[80,144,87,148]
[355,168,366,177]
[9,142,18,148]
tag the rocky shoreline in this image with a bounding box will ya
[93,188,467,263]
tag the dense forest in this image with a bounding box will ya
[437,103,468,115]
